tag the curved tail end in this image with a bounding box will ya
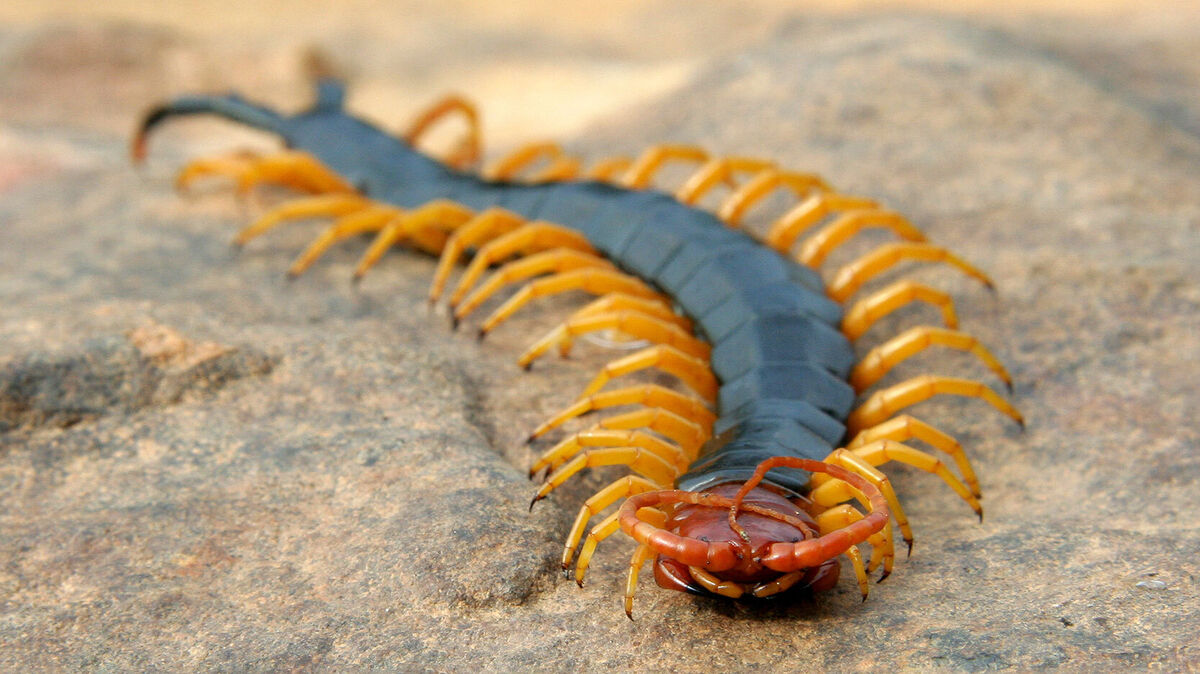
[131,93,288,164]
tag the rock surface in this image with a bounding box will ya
[1,3,1198,671]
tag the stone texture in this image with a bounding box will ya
[1,4,1198,671]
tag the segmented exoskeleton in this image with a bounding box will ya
[134,80,1022,618]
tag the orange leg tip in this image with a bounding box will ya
[878,568,890,583]
[529,495,542,512]
[906,540,914,558]
[476,328,487,342]
[449,315,460,331]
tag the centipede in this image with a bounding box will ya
[132,79,1022,618]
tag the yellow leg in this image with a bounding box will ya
[476,268,664,335]
[797,210,927,268]
[717,168,831,227]
[527,384,715,441]
[454,248,615,318]
[850,326,1013,393]
[234,194,369,246]
[842,280,959,341]
[518,310,710,369]
[810,448,913,553]
[286,206,399,277]
[547,294,690,358]
[674,156,774,205]
[847,374,1025,435]
[532,447,679,507]
[175,151,258,192]
[591,408,708,460]
[559,476,660,570]
[619,144,710,190]
[586,156,633,182]
[578,345,719,403]
[828,242,994,303]
[235,151,356,195]
[848,440,982,520]
[765,193,880,253]
[402,94,481,170]
[624,543,654,620]
[815,505,893,583]
[428,208,526,302]
[531,429,689,482]
[449,223,595,308]
[485,142,580,181]
[579,506,667,590]
[353,199,475,280]
[847,414,981,498]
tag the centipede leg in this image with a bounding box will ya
[551,294,691,355]
[765,193,880,254]
[849,326,1013,393]
[530,429,689,484]
[530,409,704,479]
[475,268,665,336]
[234,194,370,246]
[175,150,258,192]
[675,156,774,205]
[518,310,710,369]
[577,344,719,403]
[454,248,615,318]
[429,208,526,303]
[846,440,982,520]
[578,507,668,590]
[815,505,893,583]
[828,242,994,303]
[353,199,475,279]
[558,475,659,570]
[797,210,927,269]
[180,150,354,196]
[842,279,959,341]
[848,414,981,498]
[810,448,912,554]
[847,374,1024,435]
[619,145,711,190]
[533,447,678,506]
[527,384,715,441]
[624,544,654,620]
[286,206,400,277]
[449,222,595,307]
[717,167,831,227]
[585,156,633,182]
[485,142,581,182]
[402,94,481,170]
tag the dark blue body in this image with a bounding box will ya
[140,81,857,494]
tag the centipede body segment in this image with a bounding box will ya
[134,80,1021,618]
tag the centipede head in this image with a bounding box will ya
[618,458,889,604]
[651,484,840,599]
